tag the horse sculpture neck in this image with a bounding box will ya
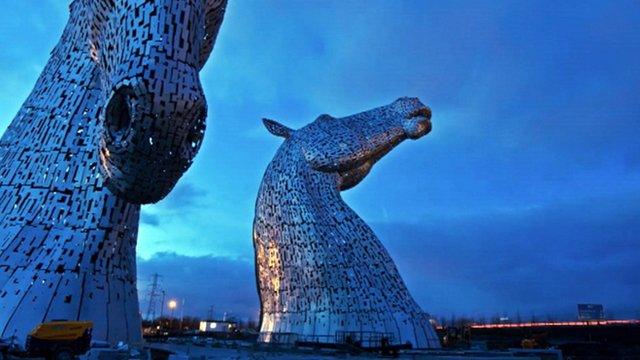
[0,1,141,345]
[5,3,93,149]
[258,143,342,210]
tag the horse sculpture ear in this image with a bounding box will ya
[263,118,293,138]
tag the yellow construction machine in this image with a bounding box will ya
[24,321,93,360]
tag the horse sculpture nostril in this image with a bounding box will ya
[403,106,433,139]
[104,86,136,146]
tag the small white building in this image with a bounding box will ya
[199,319,237,333]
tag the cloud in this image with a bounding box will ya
[137,178,252,260]
[158,182,208,211]
[140,212,160,227]
[139,193,640,322]
[137,252,259,321]
[370,192,640,319]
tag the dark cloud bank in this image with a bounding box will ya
[373,192,640,320]
[137,192,639,321]
[137,253,259,321]
[140,182,208,228]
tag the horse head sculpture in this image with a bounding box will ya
[253,98,440,348]
[263,97,432,189]
[89,0,226,204]
[0,0,226,345]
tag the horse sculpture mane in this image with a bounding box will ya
[0,0,226,345]
[253,97,441,348]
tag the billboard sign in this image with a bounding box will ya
[578,304,605,321]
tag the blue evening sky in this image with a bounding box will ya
[0,1,637,321]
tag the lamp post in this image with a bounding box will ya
[168,299,177,329]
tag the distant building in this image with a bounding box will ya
[578,304,605,321]
[199,320,238,333]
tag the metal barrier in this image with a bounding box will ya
[261,330,401,349]
[258,332,298,345]
[335,331,396,348]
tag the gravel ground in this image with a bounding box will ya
[147,342,558,360]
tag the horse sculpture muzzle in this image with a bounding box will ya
[404,103,432,139]
[100,69,207,204]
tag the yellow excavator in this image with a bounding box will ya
[24,320,93,360]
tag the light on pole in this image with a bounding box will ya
[168,299,177,329]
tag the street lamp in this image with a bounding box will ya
[168,299,177,329]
